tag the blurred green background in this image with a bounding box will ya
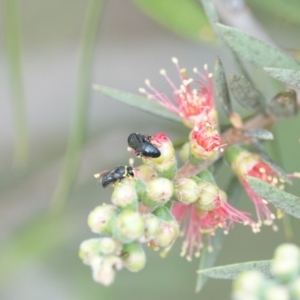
[1,0,300,299]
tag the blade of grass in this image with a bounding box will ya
[50,0,103,213]
[4,0,29,167]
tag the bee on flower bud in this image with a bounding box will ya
[94,165,134,188]
[127,133,161,158]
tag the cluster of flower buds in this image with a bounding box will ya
[232,243,300,300]
[80,58,298,286]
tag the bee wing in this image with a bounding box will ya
[94,169,111,184]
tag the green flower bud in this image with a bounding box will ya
[111,182,138,209]
[142,214,161,242]
[179,142,190,163]
[232,270,265,299]
[98,237,122,255]
[152,220,180,248]
[143,178,174,207]
[195,182,227,211]
[135,164,157,183]
[272,243,300,283]
[88,204,118,235]
[174,178,199,204]
[78,238,101,265]
[113,210,145,243]
[263,285,289,300]
[152,205,174,222]
[122,242,146,272]
[155,161,177,180]
[91,255,123,286]
[290,277,300,299]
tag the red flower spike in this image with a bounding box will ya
[172,191,255,261]
[139,58,216,128]
[189,111,223,161]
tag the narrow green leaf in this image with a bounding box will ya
[132,0,215,41]
[93,85,181,123]
[229,73,265,112]
[266,89,298,119]
[244,129,273,140]
[216,23,300,71]
[246,0,300,26]
[4,0,29,167]
[263,68,300,90]
[248,177,300,219]
[213,57,232,116]
[198,260,272,280]
[50,0,103,213]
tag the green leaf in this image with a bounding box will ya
[246,0,300,26]
[248,177,300,219]
[132,0,215,41]
[263,68,300,90]
[216,23,300,71]
[50,0,103,213]
[198,260,272,280]
[229,73,265,112]
[266,89,298,119]
[213,57,232,116]
[4,0,29,167]
[93,85,182,123]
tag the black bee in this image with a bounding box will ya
[127,133,161,158]
[96,166,134,188]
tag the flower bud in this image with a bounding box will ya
[113,210,145,243]
[91,255,123,286]
[272,243,300,282]
[143,178,174,207]
[189,113,222,163]
[174,178,199,204]
[135,164,157,183]
[111,181,138,209]
[144,133,177,180]
[263,285,289,300]
[152,220,180,248]
[195,182,226,211]
[179,142,190,163]
[79,238,101,265]
[88,204,118,235]
[98,237,122,255]
[122,242,146,272]
[232,270,265,299]
[290,278,300,299]
[141,214,161,242]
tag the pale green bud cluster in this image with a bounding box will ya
[232,243,300,300]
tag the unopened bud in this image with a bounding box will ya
[98,237,122,255]
[263,285,289,300]
[135,164,157,183]
[122,242,146,272]
[88,204,117,235]
[232,270,265,299]
[141,214,161,242]
[290,278,300,299]
[195,182,226,211]
[111,182,138,209]
[143,178,174,207]
[91,255,123,286]
[152,220,180,248]
[113,210,145,243]
[174,178,199,204]
[272,243,300,282]
[179,142,190,163]
[79,238,101,265]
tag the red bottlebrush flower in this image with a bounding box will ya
[226,147,289,229]
[189,111,223,162]
[139,57,216,128]
[172,189,254,261]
